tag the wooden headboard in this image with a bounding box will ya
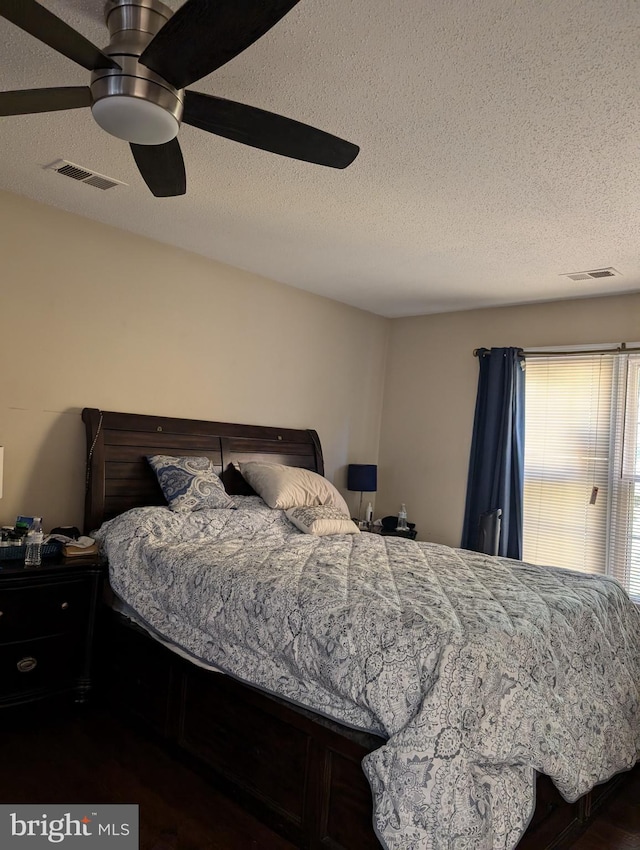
[82,408,324,533]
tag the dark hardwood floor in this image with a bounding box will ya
[0,703,296,850]
[0,703,637,850]
[570,766,640,850]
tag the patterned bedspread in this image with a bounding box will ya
[95,497,640,850]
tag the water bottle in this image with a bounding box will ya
[24,517,44,567]
[397,504,408,532]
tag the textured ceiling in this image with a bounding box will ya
[1,0,639,317]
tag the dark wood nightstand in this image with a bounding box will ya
[381,529,417,540]
[0,556,104,708]
[365,526,417,540]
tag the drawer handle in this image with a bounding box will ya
[17,656,37,673]
[61,602,69,610]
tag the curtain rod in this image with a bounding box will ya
[473,343,640,358]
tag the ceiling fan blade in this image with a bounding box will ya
[183,91,360,169]
[0,0,120,71]
[130,139,186,197]
[139,0,301,90]
[0,86,91,117]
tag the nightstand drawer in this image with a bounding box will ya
[0,634,80,701]
[0,579,91,641]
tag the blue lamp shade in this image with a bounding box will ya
[347,464,377,493]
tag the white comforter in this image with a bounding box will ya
[95,497,640,850]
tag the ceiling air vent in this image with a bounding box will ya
[45,159,127,191]
[562,267,622,282]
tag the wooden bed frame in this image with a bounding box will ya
[83,407,624,850]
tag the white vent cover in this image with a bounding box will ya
[45,159,127,191]
[561,267,622,282]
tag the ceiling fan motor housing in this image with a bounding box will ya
[91,0,184,145]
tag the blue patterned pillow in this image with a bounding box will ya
[147,455,236,512]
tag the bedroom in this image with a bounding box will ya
[0,2,639,850]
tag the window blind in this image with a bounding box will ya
[610,353,640,598]
[523,351,640,599]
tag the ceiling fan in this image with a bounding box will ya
[0,0,360,196]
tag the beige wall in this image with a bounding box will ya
[378,293,640,546]
[0,190,389,530]
[4,188,638,544]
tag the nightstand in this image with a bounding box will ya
[366,527,417,540]
[0,556,104,708]
[382,528,417,540]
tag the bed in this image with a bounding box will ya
[83,407,640,850]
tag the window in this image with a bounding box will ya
[523,348,640,600]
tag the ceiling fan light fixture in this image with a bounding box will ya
[1,0,360,197]
[91,95,179,145]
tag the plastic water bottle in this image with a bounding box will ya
[24,517,44,566]
[397,504,408,532]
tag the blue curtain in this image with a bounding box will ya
[461,347,525,559]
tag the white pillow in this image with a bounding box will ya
[239,461,350,516]
[286,506,359,536]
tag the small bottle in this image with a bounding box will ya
[365,502,373,527]
[24,517,44,567]
[397,504,408,532]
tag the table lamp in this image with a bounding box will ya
[347,464,377,520]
